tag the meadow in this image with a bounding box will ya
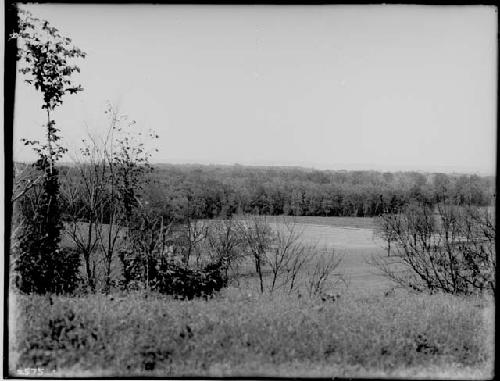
[9,216,495,378]
[268,216,391,293]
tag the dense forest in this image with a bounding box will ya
[58,163,495,223]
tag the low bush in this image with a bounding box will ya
[153,260,228,299]
[119,250,228,299]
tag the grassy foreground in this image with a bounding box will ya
[10,289,493,378]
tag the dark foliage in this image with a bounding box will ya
[15,167,81,295]
[15,244,81,295]
[119,251,228,299]
[154,261,228,300]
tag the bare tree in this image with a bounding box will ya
[179,219,208,266]
[371,201,495,295]
[60,103,157,293]
[240,216,346,295]
[266,218,310,293]
[305,248,345,298]
[101,103,158,293]
[206,218,244,281]
[450,205,495,293]
[374,213,398,256]
[60,129,118,292]
[240,215,274,293]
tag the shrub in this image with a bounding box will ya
[15,247,81,295]
[153,259,228,299]
[118,249,150,291]
[119,249,228,299]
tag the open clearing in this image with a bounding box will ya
[268,216,392,294]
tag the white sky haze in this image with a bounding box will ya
[13,4,498,175]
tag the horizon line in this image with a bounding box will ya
[14,160,496,177]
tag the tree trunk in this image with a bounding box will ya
[255,255,264,293]
[84,253,95,293]
[104,254,112,294]
[46,109,53,174]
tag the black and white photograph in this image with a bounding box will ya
[4,3,496,378]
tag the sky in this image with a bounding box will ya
[12,4,497,175]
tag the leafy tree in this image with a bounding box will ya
[12,8,86,294]
[13,8,86,171]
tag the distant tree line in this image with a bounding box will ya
[61,164,493,223]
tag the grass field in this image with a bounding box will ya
[9,216,495,378]
[10,290,494,378]
[268,216,391,294]
[266,215,377,229]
